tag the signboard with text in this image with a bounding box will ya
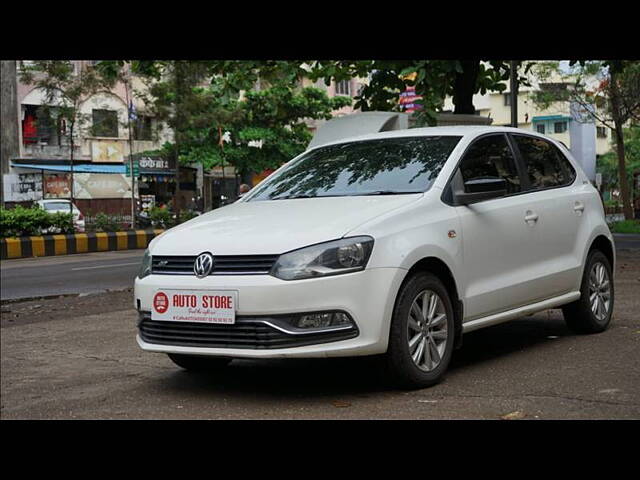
[3,173,43,201]
[44,173,72,199]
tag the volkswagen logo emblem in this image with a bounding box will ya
[194,252,214,278]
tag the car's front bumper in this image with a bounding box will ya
[134,267,406,358]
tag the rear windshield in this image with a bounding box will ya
[43,202,72,210]
[246,136,462,201]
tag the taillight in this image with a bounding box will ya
[78,212,84,220]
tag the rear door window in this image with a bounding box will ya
[512,135,576,189]
[458,134,522,194]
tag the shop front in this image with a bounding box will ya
[136,154,199,212]
[6,160,135,225]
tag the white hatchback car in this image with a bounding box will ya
[36,199,86,233]
[134,126,615,388]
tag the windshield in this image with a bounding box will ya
[246,136,461,201]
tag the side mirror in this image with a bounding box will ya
[453,177,507,206]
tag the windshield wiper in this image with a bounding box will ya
[357,190,423,196]
[271,194,341,200]
[270,191,421,200]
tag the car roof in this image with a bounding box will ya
[308,125,551,150]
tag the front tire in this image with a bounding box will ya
[385,272,456,389]
[167,354,232,372]
[562,250,614,334]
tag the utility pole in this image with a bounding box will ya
[510,61,519,128]
[1,61,20,207]
[124,69,137,229]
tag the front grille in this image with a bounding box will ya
[151,254,279,275]
[138,314,359,350]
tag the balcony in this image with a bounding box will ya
[22,142,84,160]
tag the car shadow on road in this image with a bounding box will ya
[449,312,573,372]
[157,312,577,398]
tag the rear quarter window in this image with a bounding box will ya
[513,135,576,189]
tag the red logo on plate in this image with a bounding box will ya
[153,292,169,314]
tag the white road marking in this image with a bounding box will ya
[71,262,140,271]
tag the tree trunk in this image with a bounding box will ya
[173,61,183,219]
[609,68,634,220]
[1,60,20,207]
[452,61,480,115]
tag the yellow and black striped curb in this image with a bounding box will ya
[1,230,165,260]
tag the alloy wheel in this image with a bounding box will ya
[407,290,448,372]
[589,262,611,322]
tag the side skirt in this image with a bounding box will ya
[462,291,581,334]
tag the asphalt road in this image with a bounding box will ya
[1,245,638,419]
[0,250,144,301]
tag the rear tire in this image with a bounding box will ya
[385,272,456,389]
[562,250,614,334]
[167,354,232,372]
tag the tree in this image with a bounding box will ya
[531,60,640,220]
[103,61,350,210]
[177,81,351,178]
[598,125,640,204]
[18,61,117,222]
[305,60,530,125]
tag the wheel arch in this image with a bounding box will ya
[400,256,464,350]
[589,235,615,271]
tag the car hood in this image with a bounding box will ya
[150,194,422,255]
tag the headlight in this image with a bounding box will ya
[270,236,374,281]
[138,249,152,279]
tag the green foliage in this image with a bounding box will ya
[608,220,640,234]
[597,126,640,190]
[0,206,73,237]
[49,211,75,234]
[91,212,121,232]
[131,61,352,175]
[178,210,198,224]
[530,60,640,128]
[307,60,521,126]
[148,206,174,229]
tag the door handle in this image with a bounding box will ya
[574,201,585,215]
[524,210,539,224]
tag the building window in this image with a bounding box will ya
[536,123,546,134]
[554,121,567,134]
[597,126,608,138]
[335,80,351,97]
[92,109,119,138]
[133,115,153,141]
[540,83,568,93]
[504,94,511,106]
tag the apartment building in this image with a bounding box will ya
[442,81,613,156]
[1,61,204,222]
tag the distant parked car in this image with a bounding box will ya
[36,199,85,233]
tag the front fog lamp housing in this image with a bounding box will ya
[297,312,352,329]
[270,236,374,281]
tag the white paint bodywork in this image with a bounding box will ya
[135,126,614,358]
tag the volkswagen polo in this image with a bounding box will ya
[134,126,615,388]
